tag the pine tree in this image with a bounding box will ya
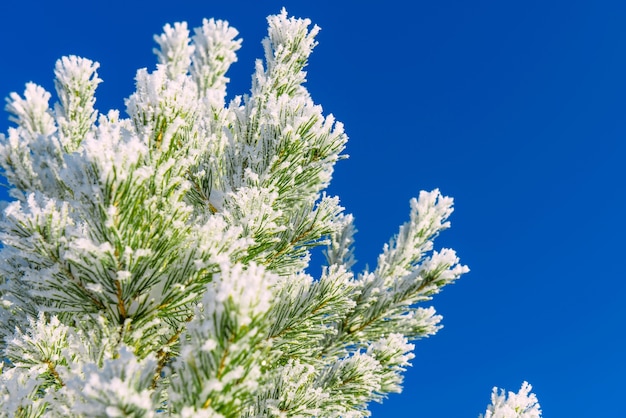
[0,9,541,417]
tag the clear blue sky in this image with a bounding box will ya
[1,1,625,416]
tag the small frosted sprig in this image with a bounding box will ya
[191,18,242,100]
[314,351,383,417]
[324,213,357,269]
[375,189,456,285]
[480,382,542,418]
[5,83,56,140]
[262,8,319,94]
[153,22,194,79]
[167,262,276,415]
[367,333,415,395]
[54,55,102,150]
[60,346,158,417]
[125,64,198,147]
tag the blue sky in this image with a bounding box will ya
[1,1,625,416]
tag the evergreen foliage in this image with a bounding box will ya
[0,9,540,417]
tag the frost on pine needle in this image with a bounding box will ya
[168,263,275,415]
[190,18,242,101]
[53,56,102,151]
[5,83,56,140]
[324,212,357,269]
[60,346,158,417]
[0,8,537,417]
[480,382,542,418]
[154,22,195,80]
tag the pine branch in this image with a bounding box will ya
[0,8,540,418]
